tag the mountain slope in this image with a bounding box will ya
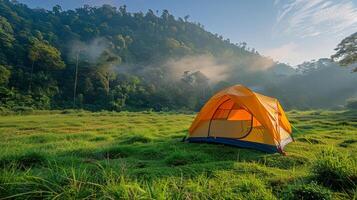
[0,0,288,111]
[0,1,354,111]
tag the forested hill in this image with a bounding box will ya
[0,0,285,111]
[1,1,355,111]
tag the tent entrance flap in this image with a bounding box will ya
[207,98,254,139]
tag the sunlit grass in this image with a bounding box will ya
[0,110,356,199]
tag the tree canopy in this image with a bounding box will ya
[331,32,357,72]
[0,0,264,111]
[0,0,355,111]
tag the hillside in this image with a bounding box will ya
[0,1,356,111]
[265,58,357,109]
[0,0,284,111]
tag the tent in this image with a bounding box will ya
[187,85,293,153]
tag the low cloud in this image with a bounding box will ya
[68,38,110,62]
[165,53,279,83]
[165,55,231,83]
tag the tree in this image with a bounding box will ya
[28,39,65,71]
[331,32,357,72]
[0,1,278,111]
[0,65,10,86]
[27,39,65,106]
[0,16,15,48]
[95,50,121,94]
[28,39,65,91]
[52,5,62,14]
[0,65,13,108]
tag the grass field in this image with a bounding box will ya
[0,110,356,199]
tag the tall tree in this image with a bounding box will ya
[331,32,357,72]
[0,65,10,86]
[28,39,65,72]
[0,16,14,49]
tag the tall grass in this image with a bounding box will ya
[0,110,356,199]
[311,148,356,191]
[1,162,277,199]
[280,181,332,200]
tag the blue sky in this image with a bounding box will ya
[18,0,357,65]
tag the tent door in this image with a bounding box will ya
[208,99,253,139]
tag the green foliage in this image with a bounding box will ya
[0,65,10,86]
[0,1,355,111]
[28,39,65,70]
[311,148,357,190]
[0,16,14,48]
[0,0,267,111]
[331,32,357,71]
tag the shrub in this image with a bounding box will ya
[311,148,357,190]
[346,98,357,110]
[281,182,332,200]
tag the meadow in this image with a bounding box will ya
[0,110,356,199]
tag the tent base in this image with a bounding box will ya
[186,137,278,153]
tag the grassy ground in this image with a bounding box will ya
[0,110,356,199]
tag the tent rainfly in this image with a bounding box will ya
[187,85,293,153]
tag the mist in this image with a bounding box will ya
[164,55,231,84]
[68,38,110,63]
[63,38,356,111]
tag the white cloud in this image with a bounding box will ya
[262,38,341,65]
[267,0,357,65]
[274,0,357,38]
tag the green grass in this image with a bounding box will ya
[0,110,356,199]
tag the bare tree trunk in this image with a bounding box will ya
[106,73,110,94]
[73,52,79,108]
[29,60,35,93]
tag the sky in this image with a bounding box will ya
[18,0,357,66]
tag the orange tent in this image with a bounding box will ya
[187,85,293,153]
